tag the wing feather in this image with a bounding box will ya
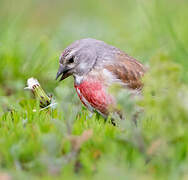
[105,53,146,90]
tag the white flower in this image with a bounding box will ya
[24,77,40,90]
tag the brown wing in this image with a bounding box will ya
[105,53,146,90]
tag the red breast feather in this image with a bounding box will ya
[74,79,115,117]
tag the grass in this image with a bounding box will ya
[0,0,188,179]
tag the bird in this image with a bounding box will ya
[56,38,146,121]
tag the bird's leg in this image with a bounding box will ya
[109,109,125,126]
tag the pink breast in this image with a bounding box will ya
[74,79,115,116]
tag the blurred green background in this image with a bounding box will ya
[0,0,188,179]
[0,0,188,93]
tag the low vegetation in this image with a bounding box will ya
[0,0,187,179]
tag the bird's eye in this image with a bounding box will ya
[68,57,74,63]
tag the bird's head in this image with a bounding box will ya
[56,38,105,81]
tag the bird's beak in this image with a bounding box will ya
[56,65,71,81]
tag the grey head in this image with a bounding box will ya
[56,38,120,81]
